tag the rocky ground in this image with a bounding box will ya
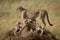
[1,27,58,40]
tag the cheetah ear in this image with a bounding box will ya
[19,6,27,10]
[17,6,23,11]
[17,6,27,11]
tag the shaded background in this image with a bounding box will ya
[0,0,60,40]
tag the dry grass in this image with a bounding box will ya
[0,0,60,40]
